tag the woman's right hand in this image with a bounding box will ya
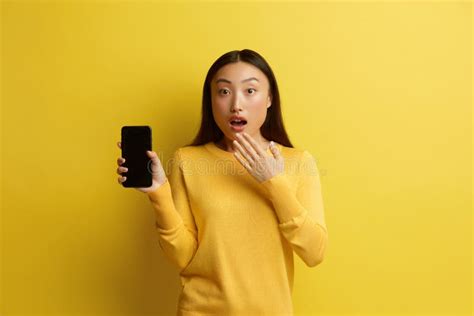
[116,141,168,193]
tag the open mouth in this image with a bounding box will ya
[230,119,247,126]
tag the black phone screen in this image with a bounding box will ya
[121,126,152,188]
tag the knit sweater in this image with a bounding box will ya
[147,141,328,316]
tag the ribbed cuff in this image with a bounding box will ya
[147,178,171,204]
[147,178,183,232]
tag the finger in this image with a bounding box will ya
[117,141,121,149]
[117,157,125,165]
[233,150,251,171]
[241,132,266,157]
[118,176,127,184]
[233,140,255,165]
[235,134,259,164]
[117,166,128,174]
[270,142,281,159]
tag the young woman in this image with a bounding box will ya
[116,49,328,316]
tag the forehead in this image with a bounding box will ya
[213,62,267,85]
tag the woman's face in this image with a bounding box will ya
[211,61,272,143]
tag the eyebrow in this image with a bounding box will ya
[215,77,259,84]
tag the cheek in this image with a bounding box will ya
[251,96,269,114]
[212,95,226,109]
[257,108,268,122]
[211,103,228,125]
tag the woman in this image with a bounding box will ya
[116,49,328,316]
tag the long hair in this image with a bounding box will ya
[186,49,294,148]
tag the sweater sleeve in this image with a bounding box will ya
[146,148,198,272]
[259,150,328,267]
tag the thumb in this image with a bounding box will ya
[147,150,158,161]
[269,142,281,159]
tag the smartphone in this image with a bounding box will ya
[121,126,152,188]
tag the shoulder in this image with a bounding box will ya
[171,144,208,163]
[166,145,206,175]
[278,144,319,173]
[276,143,309,162]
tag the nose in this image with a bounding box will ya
[230,94,243,112]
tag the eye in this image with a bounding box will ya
[219,89,229,95]
[247,88,256,94]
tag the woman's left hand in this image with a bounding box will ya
[232,132,284,183]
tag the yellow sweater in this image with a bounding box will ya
[147,141,328,316]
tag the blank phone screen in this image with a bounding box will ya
[121,126,152,188]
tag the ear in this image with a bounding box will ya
[267,94,272,108]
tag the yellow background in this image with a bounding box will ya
[1,1,471,315]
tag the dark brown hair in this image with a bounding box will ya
[186,49,294,148]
